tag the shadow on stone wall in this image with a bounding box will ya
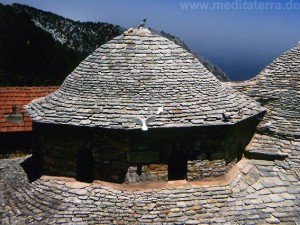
[30,112,264,184]
[20,155,42,182]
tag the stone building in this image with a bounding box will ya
[2,35,299,225]
[25,28,265,183]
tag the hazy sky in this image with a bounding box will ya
[1,0,300,80]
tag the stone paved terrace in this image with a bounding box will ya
[1,156,300,224]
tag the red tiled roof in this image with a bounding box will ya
[0,86,59,132]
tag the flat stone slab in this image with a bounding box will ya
[1,156,300,224]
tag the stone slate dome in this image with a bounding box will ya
[253,41,300,137]
[231,41,300,138]
[25,28,265,129]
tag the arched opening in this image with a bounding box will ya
[168,150,187,180]
[76,148,94,183]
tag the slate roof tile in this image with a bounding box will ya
[1,156,300,224]
[230,41,300,160]
[25,28,265,129]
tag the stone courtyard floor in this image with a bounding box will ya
[1,156,300,224]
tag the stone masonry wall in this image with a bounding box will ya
[92,133,130,183]
[187,159,236,181]
[125,164,168,183]
[33,123,130,183]
[33,114,262,183]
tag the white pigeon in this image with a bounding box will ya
[262,121,272,128]
[238,107,244,116]
[157,106,164,115]
[132,115,157,131]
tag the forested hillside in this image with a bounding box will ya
[0,3,84,85]
[0,3,229,86]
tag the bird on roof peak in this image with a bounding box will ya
[137,18,147,29]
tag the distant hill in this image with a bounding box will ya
[12,4,229,81]
[156,30,229,81]
[11,3,124,54]
[0,3,84,86]
[0,3,229,86]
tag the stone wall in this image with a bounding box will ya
[187,159,236,181]
[32,113,262,183]
[125,164,168,183]
[33,123,130,183]
[92,133,130,182]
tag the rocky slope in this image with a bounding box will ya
[11,3,229,82]
[12,3,124,54]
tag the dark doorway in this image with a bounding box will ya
[76,148,94,183]
[168,150,187,180]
